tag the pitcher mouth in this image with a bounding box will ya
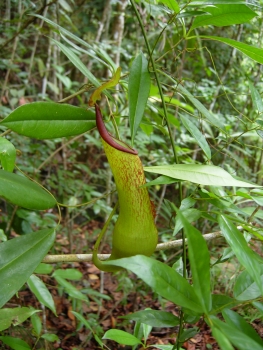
[95,104,138,155]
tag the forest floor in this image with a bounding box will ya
[2,222,263,350]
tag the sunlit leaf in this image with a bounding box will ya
[52,268,83,280]
[103,329,142,346]
[201,36,263,64]
[191,4,256,30]
[144,164,261,187]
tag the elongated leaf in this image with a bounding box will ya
[219,216,263,296]
[173,208,201,236]
[1,102,95,139]
[144,164,261,187]
[233,265,263,300]
[191,4,256,30]
[34,263,53,275]
[157,0,179,12]
[0,170,56,210]
[51,39,100,87]
[201,36,263,64]
[0,229,55,308]
[52,268,83,280]
[53,276,87,301]
[180,115,211,159]
[103,329,142,346]
[211,294,239,313]
[27,275,56,315]
[0,336,31,350]
[0,307,40,331]
[32,15,116,70]
[190,0,258,5]
[177,211,211,313]
[104,255,203,313]
[129,53,151,144]
[249,82,263,113]
[0,137,16,172]
[121,309,179,327]
[211,326,235,350]
[176,84,224,129]
[223,309,263,346]
[142,175,178,188]
[210,315,263,350]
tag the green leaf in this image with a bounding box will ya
[0,336,31,350]
[0,170,56,210]
[191,4,257,30]
[31,313,42,336]
[190,1,257,4]
[104,255,203,313]
[70,311,93,332]
[233,265,263,300]
[173,209,201,236]
[211,294,239,314]
[176,84,224,129]
[210,315,263,350]
[121,309,179,327]
[211,326,235,350]
[201,36,263,65]
[180,115,211,159]
[129,53,151,144]
[103,329,142,346]
[41,333,60,342]
[253,301,263,313]
[0,229,55,308]
[144,164,261,187]
[53,276,87,301]
[34,263,53,274]
[142,175,178,187]
[52,268,83,280]
[27,275,56,315]
[1,102,96,139]
[0,137,16,172]
[219,216,263,296]
[249,82,263,113]
[0,307,40,331]
[223,309,263,346]
[32,15,115,70]
[177,210,212,313]
[51,39,100,87]
[157,0,179,12]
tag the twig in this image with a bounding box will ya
[42,230,224,263]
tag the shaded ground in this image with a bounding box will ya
[2,224,263,349]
